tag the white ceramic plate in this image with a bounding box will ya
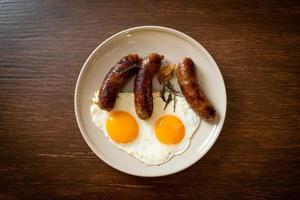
[74,26,226,177]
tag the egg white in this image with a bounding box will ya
[90,91,201,165]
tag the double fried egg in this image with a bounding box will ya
[90,91,200,165]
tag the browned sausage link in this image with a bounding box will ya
[177,58,216,121]
[98,54,142,111]
[134,53,164,119]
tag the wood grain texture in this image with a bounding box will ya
[0,0,299,199]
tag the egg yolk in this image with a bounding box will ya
[106,111,138,143]
[155,115,185,145]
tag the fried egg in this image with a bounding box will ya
[90,91,200,165]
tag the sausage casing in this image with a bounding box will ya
[98,54,141,111]
[177,58,216,121]
[134,53,164,119]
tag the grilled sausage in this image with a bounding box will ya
[98,54,142,111]
[134,53,164,119]
[177,58,216,121]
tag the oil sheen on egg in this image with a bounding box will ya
[90,91,201,165]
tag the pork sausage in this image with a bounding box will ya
[98,54,142,111]
[134,53,164,119]
[177,58,216,121]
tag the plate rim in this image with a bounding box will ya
[74,25,227,177]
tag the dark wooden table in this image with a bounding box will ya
[1,0,299,199]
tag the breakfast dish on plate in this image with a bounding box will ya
[75,26,226,176]
[90,53,216,165]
